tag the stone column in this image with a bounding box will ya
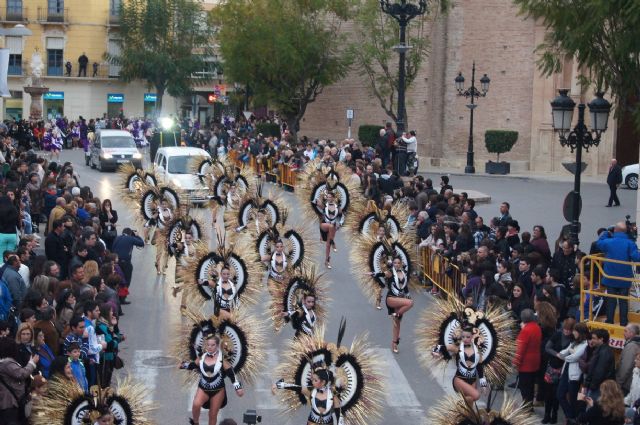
[23,84,48,122]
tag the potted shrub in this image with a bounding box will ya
[358,124,383,147]
[484,130,518,175]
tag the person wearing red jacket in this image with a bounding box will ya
[513,308,542,409]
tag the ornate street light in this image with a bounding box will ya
[550,89,612,246]
[455,62,490,173]
[379,0,428,138]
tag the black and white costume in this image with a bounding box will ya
[272,321,384,425]
[375,266,411,316]
[285,302,316,337]
[184,350,242,407]
[416,298,517,395]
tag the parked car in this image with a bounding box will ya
[154,146,211,204]
[622,163,638,190]
[90,129,142,171]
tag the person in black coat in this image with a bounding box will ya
[44,219,69,279]
[585,329,616,399]
[606,158,623,207]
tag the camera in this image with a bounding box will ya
[626,215,637,241]
[243,409,262,425]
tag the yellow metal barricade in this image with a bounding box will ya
[419,247,466,300]
[581,254,640,349]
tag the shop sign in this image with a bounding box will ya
[43,91,64,100]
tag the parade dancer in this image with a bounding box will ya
[181,335,243,425]
[179,234,261,317]
[371,255,413,353]
[314,190,342,269]
[268,266,327,337]
[271,320,384,425]
[298,159,361,270]
[177,308,264,425]
[138,185,180,275]
[353,230,416,348]
[417,297,516,407]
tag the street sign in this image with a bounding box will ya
[346,109,354,119]
[563,191,582,222]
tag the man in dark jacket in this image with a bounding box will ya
[596,222,640,326]
[78,52,89,77]
[551,240,577,287]
[45,219,69,279]
[584,329,616,399]
[111,228,144,287]
[606,158,623,207]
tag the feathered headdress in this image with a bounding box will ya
[273,321,385,425]
[267,264,329,333]
[428,394,538,425]
[30,378,154,425]
[415,296,516,386]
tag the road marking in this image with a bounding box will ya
[255,349,280,410]
[380,348,421,407]
[132,350,161,403]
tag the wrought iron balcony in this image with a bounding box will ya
[1,6,27,22]
[37,7,68,24]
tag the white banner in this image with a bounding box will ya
[0,48,10,98]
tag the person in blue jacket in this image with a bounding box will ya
[596,221,640,326]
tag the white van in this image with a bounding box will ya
[90,129,142,171]
[154,146,211,204]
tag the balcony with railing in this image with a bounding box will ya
[37,7,68,24]
[0,6,27,22]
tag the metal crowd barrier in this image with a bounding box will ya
[224,149,297,191]
[420,247,466,300]
[580,254,640,349]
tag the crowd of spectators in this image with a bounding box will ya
[0,123,146,424]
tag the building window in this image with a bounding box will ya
[7,0,22,19]
[110,0,121,15]
[6,36,21,75]
[48,0,63,13]
[108,39,121,77]
[8,54,21,76]
[47,49,63,76]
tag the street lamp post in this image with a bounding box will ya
[550,89,612,247]
[379,0,428,136]
[455,62,490,174]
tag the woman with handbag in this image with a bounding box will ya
[543,317,575,423]
[557,322,590,422]
[99,199,118,251]
[0,337,38,425]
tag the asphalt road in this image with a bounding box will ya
[59,148,637,425]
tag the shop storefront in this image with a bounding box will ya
[107,93,124,118]
[44,91,64,119]
[144,93,156,118]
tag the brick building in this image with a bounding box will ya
[300,0,636,176]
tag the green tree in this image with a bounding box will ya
[513,0,640,125]
[107,0,215,115]
[214,0,353,138]
[351,0,448,126]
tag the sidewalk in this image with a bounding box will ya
[417,166,608,185]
